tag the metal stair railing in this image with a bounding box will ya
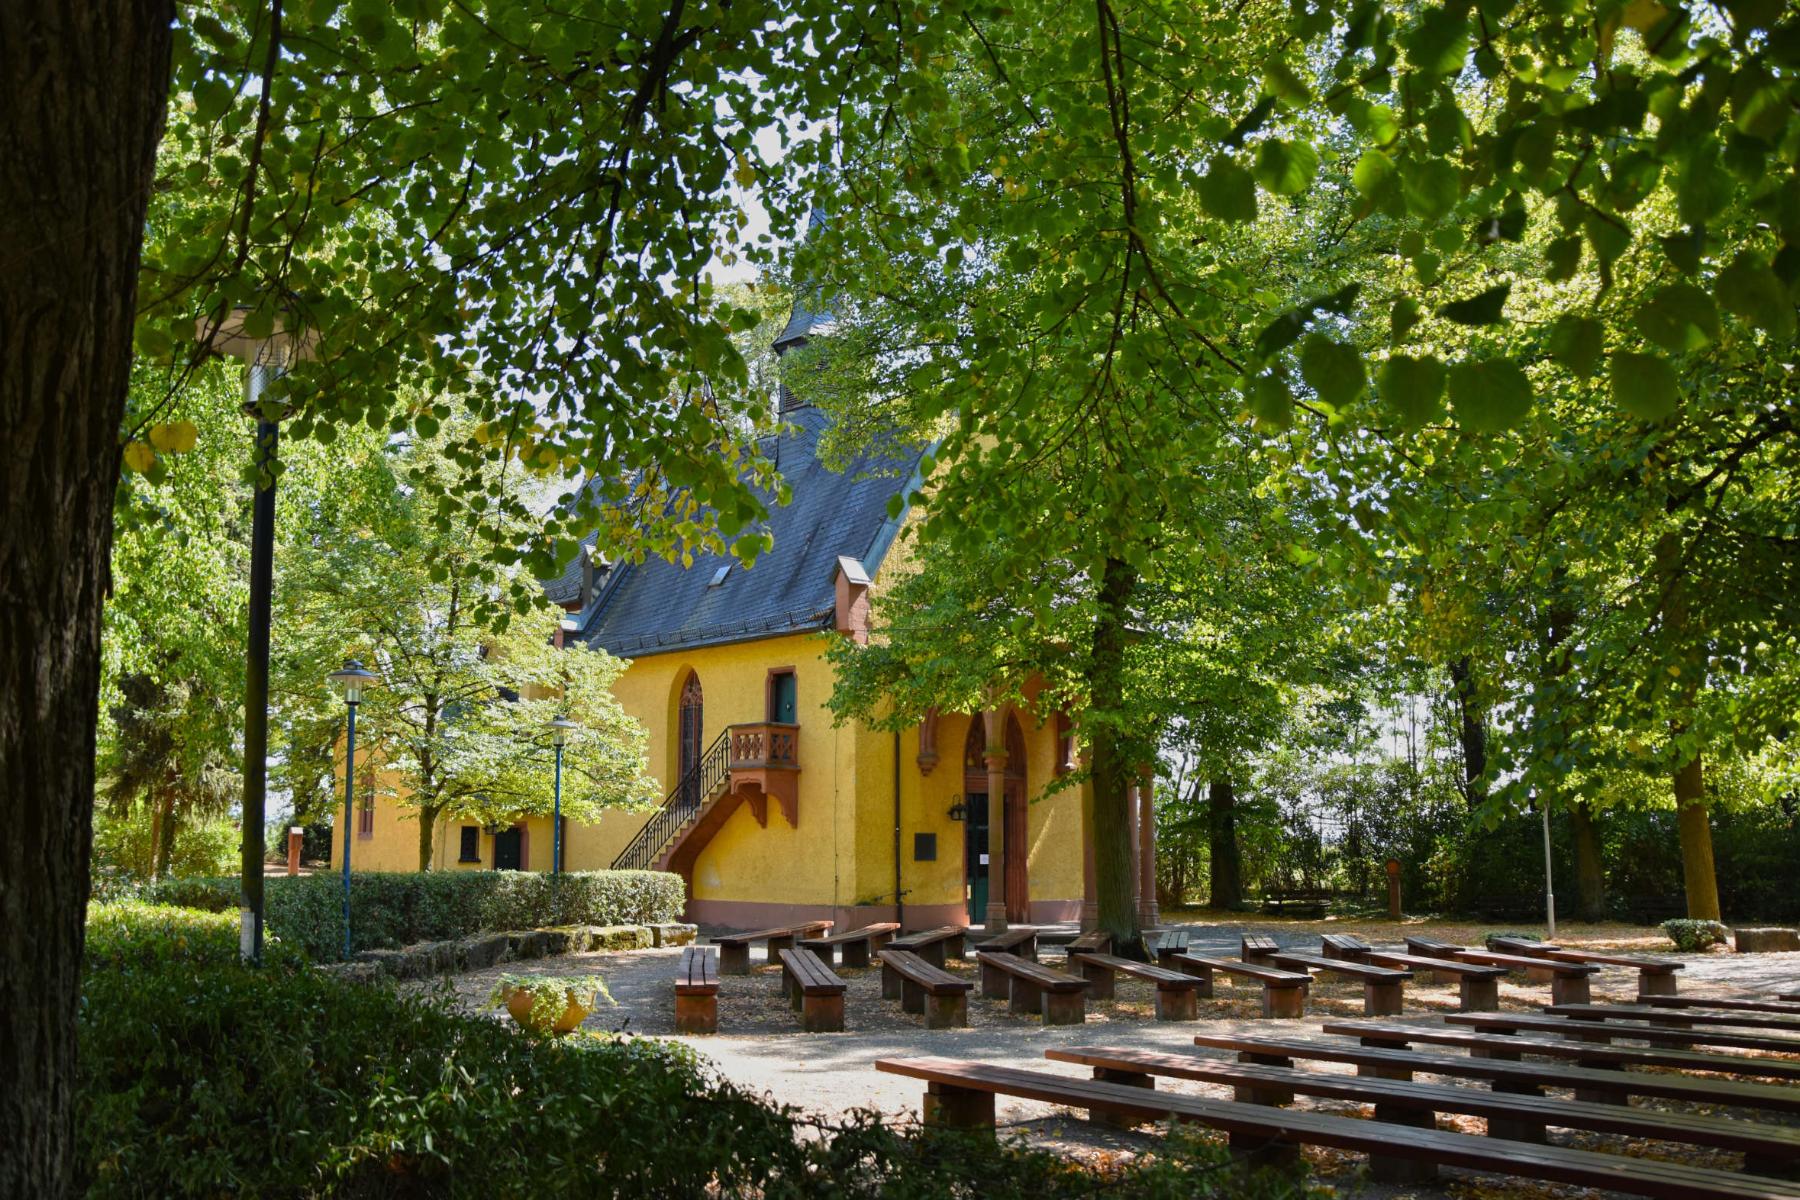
[611,728,732,871]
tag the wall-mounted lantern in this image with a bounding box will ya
[946,794,966,822]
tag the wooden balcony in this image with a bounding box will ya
[727,721,801,827]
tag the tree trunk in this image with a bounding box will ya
[1087,555,1142,954]
[1674,749,1721,920]
[1448,657,1488,807]
[417,802,440,872]
[1206,778,1242,909]
[155,790,177,881]
[0,5,173,1195]
[1567,801,1606,921]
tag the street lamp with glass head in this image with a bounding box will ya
[547,715,578,875]
[329,659,378,958]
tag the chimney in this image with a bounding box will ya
[831,556,872,644]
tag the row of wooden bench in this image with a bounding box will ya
[878,995,1800,1198]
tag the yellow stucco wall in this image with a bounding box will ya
[332,631,1090,919]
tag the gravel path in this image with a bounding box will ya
[423,924,1800,1198]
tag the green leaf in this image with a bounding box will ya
[1438,283,1510,325]
[1635,282,1719,353]
[1610,352,1681,421]
[1352,149,1396,196]
[1254,139,1318,196]
[1715,254,1797,339]
[1390,297,1422,343]
[1255,310,1308,359]
[1199,158,1258,222]
[1246,374,1295,428]
[1550,315,1606,378]
[1299,334,1367,408]
[1545,235,1582,281]
[1401,158,1460,221]
[1377,354,1447,429]
[1447,359,1533,433]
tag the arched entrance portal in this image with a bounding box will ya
[962,715,1029,924]
[677,673,704,805]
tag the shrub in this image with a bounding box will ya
[1661,917,1731,952]
[143,869,685,960]
[79,907,1303,1199]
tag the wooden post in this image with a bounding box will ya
[1090,1066,1153,1128]
[1155,985,1199,1021]
[924,1083,994,1131]
[718,943,750,975]
[1264,983,1306,1019]
[1551,972,1592,1006]
[1459,975,1500,1012]
[286,826,304,875]
[1385,857,1401,918]
[1364,979,1404,1016]
[1639,971,1678,997]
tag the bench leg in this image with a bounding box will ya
[788,975,804,1012]
[980,960,1011,1000]
[841,941,871,969]
[1369,1105,1438,1182]
[800,992,845,1033]
[1174,961,1214,998]
[1078,961,1115,1001]
[1263,984,1305,1019]
[1224,1128,1298,1169]
[1486,1111,1548,1144]
[1551,973,1592,1006]
[674,992,718,1035]
[924,991,967,1029]
[767,934,796,959]
[1155,986,1198,1021]
[946,935,965,960]
[1041,989,1086,1025]
[1022,935,1038,962]
[1525,964,1556,984]
[881,961,902,1002]
[1090,1067,1154,1128]
[1639,971,1678,997]
[901,976,925,1015]
[719,944,750,976]
[1363,980,1404,1017]
[1572,1058,1626,1105]
[1243,949,1274,968]
[1459,976,1500,1012]
[1009,978,1042,1017]
[1744,1153,1800,1181]
[1233,1075,1295,1107]
[918,941,946,968]
[924,1082,994,1132]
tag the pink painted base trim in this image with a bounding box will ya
[685,897,1078,934]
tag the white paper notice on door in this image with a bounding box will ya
[979,854,989,865]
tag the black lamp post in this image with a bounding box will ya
[329,659,377,958]
[547,715,577,874]
[197,305,315,964]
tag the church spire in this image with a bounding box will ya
[773,210,831,415]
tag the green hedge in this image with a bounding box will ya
[143,869,685,961]
[79,903,1302,1198]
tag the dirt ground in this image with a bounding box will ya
[418,918,1800,1200]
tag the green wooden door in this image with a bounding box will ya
[964,793,989,923]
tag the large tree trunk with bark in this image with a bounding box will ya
[1567,801,1606,922]
[0,5,173,1194]
[1674,749,1721,920]
[154,785,177,880]
[1087,555,1141,954]
[1206,778,1243,909]
[417,802,440,871]
[1448,657,1488,807]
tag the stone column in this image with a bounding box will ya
[983,711,1009,932]
[1137,767,1160,927]
[1080,782,1099,932]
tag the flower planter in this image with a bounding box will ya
[500,984,596,1035]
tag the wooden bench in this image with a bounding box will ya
[1069,952,1202,1020]
[1365,950,1508,1011]
[874,1056,1794,1197]
[1538,949,1685,995]
[1066,930,1112,956]
[1551,1001,1800,1035]
[1192,1031,1800,1116]
[972,926,1038,961]
[975,951,1088,1024]
[673,945,719,1034]
[1045,1043,1800,1176]
[1449,949,1600,1005]
[1168,953,1310,1017]
[887,925,966,967]
[799,921,900,968]
[1320,933,1371,961]
[713,920,832,975]
[777,947,847,1032]
[1240,933,1279,966]
[1647,995,1800,1016]
[1149,929,1188,961]
[1404,934,1465,958]
[1260,888,1330,917]
[1324,1019,1800,1084]
[878,949,971,1028]
[1270,951,1412,1016]
[1490,934,1560,956]
[1471,1010,1800,1056]
[1783,991,1800,1003]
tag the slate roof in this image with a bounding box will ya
[564,404,924,658]
[773,209,831,352]
[541,543,608,608]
